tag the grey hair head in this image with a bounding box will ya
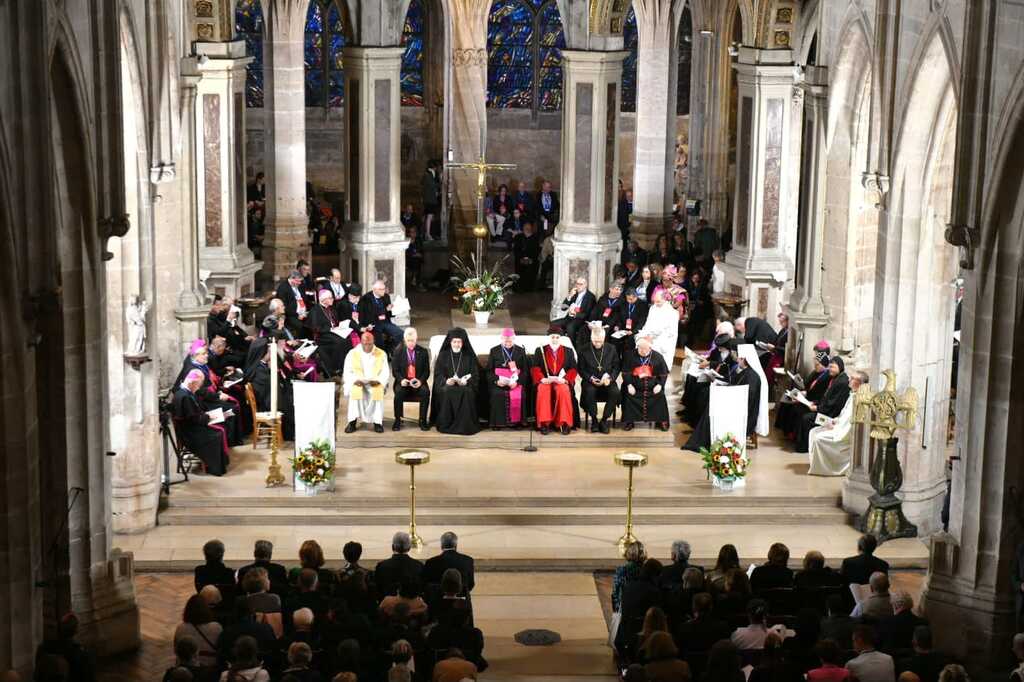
[441,531,458,550]
[203,539,225,562]
[254,539,273,560]
[891,590,913,612]
[392,531,412,554]
[671,540,692,563]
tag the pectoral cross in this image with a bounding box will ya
[445,127,517,267]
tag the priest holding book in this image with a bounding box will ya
[487,329,532,429]
[431,328,481,435]
[391,327,431,431]
[532,327,579,435]
[620,335,670,431]
[342,332,391,433]
[578,327,620,433]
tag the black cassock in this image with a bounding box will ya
[614,300,649,357]
[621,350,670,424]
[391,344,431,423]
[171,387,230,476]
[207,312,250,356]
[795,372,850,452]
[680,349,735,427]
[577,343,621,423]
[775,368,830,438]
[173,358,242,446]
[683,364,761,452]
[245,359,296,441]
[307,303,348,377]
[433,350,481,435]
[487,344,533,427]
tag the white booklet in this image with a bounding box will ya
[330,320,352,337]
[206,407,225,424]
[611,330,630,339]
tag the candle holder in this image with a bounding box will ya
[265,416,286,487]
[395,449,431,550]
[614,451,648,556]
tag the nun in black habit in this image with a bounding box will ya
[682,346,762,452]
[243,338,297,441]
[794,357,850,453]
[430,328,482,435]
[774,346,832,439]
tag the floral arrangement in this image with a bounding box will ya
[699,434,748,480]
[291,438,334,487]
[450,254,517,314]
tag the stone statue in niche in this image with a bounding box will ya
[674,125,689,199]
[125,295,150,357]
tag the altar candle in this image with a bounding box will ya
[270,341,278,414]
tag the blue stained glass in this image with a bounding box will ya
[400,0,425,107]
[330,34,345,69]
[306,2,323,33]
[539,46,561,67]
[488,0,563,110]
[305,33,323,69]
[236,0,265,107]
[677,5,692,115]
[306,68,325,107]
[490,1,532,25]
[621,6,638,112]
[328,71,345,107]
[328,4,344,33]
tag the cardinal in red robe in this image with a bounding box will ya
[531,327,579,435]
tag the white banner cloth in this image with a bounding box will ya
[292,381,336,492]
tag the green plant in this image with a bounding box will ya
[450,254,517,314]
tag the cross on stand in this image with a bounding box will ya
[445,129,516,271]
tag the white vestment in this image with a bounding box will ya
[640,302,679,373]
[736,344,770,436]
[342,347,391,424]
[807,394,855,476]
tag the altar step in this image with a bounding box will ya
[158,502,850,527]
[337,426,677,450]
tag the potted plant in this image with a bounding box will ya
[450,254,517,326]
[699,434,749,491]
[290,438,335,495]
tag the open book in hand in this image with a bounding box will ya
[755,340,774,351]
[458,374,473,385]
[294,340,318,361]
[611,330,630,339]
[222,369,244,389]
[330,320,352,337]
[683,346,702,362]
[814,413,834,427]
[785,390,814,408]
[206,407,225,424]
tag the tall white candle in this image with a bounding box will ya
[269,341,278,414]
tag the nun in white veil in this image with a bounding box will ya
[737,343,770,438]
[681,342,768,452]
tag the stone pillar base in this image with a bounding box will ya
[551,227,621,318]
[75,550,140,658]
[629,213,671,250]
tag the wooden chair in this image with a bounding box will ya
[245,383,281,449]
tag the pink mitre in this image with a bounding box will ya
[500,328,515,338]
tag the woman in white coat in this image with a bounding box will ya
[640,290,679,373]
[808,370,867,476]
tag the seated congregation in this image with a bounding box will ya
[164,531,484,682]
[610,536,969,682]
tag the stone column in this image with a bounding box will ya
[551,50,626,314]
[341,47,410,317]
[629,0,679,248]
[262,0,311,280]
[194,41,261,297]
[785,64,829,369]
[723,47,797,319]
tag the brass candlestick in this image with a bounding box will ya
[265,415,285,487]
[614,451,648,556]
[396,449,431,550]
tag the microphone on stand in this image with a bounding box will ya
[523,428,537,452]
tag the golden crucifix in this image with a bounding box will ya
[445,128,517,268]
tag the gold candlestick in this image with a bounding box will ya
[396,449,431,550]
[265,416,285,487]
[614,451,648,556]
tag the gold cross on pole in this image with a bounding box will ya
[445,155,517,207]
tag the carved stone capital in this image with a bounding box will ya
[99,214,131,261]
[861,172,890,209]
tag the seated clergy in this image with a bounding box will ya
[431,328,481,435]
[174,340,242,446]
[391,327,431,431]
[531,327,579,435]
[807,369,867,476]
[683,343,767,452]
[172,369,230,476]
[243,338,296,441]
[307,288,348,378]
[775,342,832,440]
[553,277,597,346]
[621,334,671,431]
[679,321,736,426]
[334,283,364,350]
[578,327,620,433]
[357,280,404,354]
[273,270,310,337]
[487,328,532,429]
[207,296,252,357]
[343,331,392,433]
[795,357,851,453]
[589,282,625,333]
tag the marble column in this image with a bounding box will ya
[262,0,311,280]
[551,50,625,314]
[341,47,410,318]
[785,64,829,369]
[194,41,261,297]
[629,0,679,248]
[722,47,797,320]
[446,0,489,256]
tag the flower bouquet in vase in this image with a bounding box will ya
[450,254,517,326]
[291,438,335,495]
[699,434,749,491]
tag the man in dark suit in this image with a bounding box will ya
[841,534,890,585]
[552,276,597,347]
[614,558,665,660]
[373,531,424,596]
[897,626,950,682]
[617,189,634,245]
[673,592,729,655]
[659,540,701,590]
[194,539,235,592]
[274,270,309,337]
[423,531,476,594]
[236,540,289,596]
[534,180,560,232]
[878,591,928,654]
[391,327,431,431]
[357,280,404,354]
[296,259,316,307]
[513,180,534,219]
[749,542,794,591]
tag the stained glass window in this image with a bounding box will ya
[235,0,264,108]
[400,0,426,106]
[305,1,347,107]
[487,0,564,112]
[621,6,637,112]
[677,5,692,115]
